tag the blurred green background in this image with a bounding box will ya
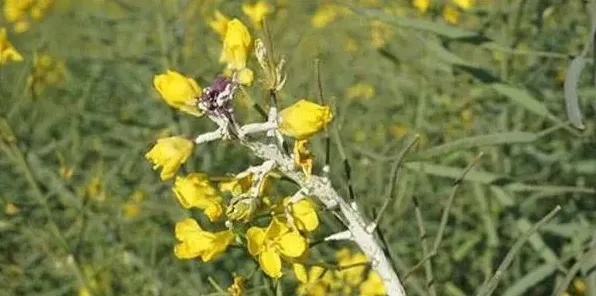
[1,0,595,295]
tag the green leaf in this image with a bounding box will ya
[503,263,557,296]
[412,132,538,160]
[491,83,550,117]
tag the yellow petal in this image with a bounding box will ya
[242,1,272,27]
[237,67,254,85]
[291,198,319,232]
[259,248,283,278]
[220,19,251,70]
[0,28,24,64]
[246,227,266,256]
[200,230,235,261]
[279,99,333,140]
[153,70,202,116]
[174,218,203,241]
[278,231,306,258]
[292,263,308,283]
[209,10,230,37]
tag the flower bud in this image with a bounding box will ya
[279,100,333,140]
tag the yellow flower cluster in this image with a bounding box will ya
[3,0,54,33]
[411,0,475,24]
[27,52,67,95]
[145,18,336,287]
[0,28,23,64]
[296,248,386,296]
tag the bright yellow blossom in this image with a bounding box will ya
[153,70,203,117]
[279,100,333,140]
[345,83,375,100]
[453,0,474,10]
[443,5,459,24]
[227,276,245,296]
[0,28,23,64]
[412,0,430,13]
[247,219,307,278]
[293,139,313,178]
[359,272,386,296]
[220,19,251,70]
[283,197,319,232]
[145,136,194,180]
[220,19,254,85]
[242,1,272,28]
[209,10,229,38]
[174,218,235,261]
[173,173,224,222]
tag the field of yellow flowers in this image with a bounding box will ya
[2,0,596,295]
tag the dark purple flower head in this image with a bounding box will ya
[197,76,237,114]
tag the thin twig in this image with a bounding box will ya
[372,135,420,229]
[476,205,562,296]
[432,152,484,252]
[414,196,437,296]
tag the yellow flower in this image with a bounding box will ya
[573,278,585,294]
[359,272,386,296]
[296,265,333,295]
[311,4,339,28]
[389,123,408,138]
[247,219,307,278]
[5,203,19,215]
[345,83,375,100]
[209,10,229,37]
[145,136,194,180]
[220,19,252,71]
[283,197,319,232]
[122,190,145,219]
[174,218,234,261]
[370,20,391,49]
[27,52,67,95]
[293,139,313,178]
[0,28,23,64]
[217,173,271,197]
[443,5,459,24]
[173,173,224,222]
[3,0,30,22]
[279,100,333,140]
[227,276,245,296]
[86,176,106,202]
[335,248,368,286]
[412,0,430,13]
[453,0,474,10]
[153,70,203,117]
[242,1,272,28]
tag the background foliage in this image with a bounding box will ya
[1,0,595,295]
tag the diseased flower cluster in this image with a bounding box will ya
[144,18,335,283]
[3,0,54,33]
